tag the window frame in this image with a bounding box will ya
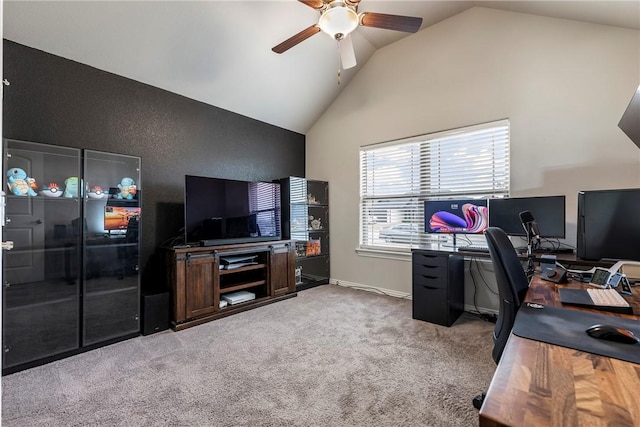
[358,120,510,255]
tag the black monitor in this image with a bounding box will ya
[488,196,566,238]
[577,188,640,261]
[424,199,488,234]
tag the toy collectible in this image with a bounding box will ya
[117,177,137,200]
[88,185,107,199]
[63,177,80,198]
[40,182,63,197]
[6,168,38,196]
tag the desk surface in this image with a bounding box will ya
[414,244,615,268]
[479,277,640,427]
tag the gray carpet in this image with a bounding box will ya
[2,284,496,426]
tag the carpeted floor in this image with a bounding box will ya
[2,284,496,426]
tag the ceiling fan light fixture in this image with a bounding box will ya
[318,4,359,40]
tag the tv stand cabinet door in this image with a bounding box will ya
[270,243,295,297]
[185,253,219,319]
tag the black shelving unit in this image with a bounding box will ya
[280,177,329,290]
[2,139,141,373]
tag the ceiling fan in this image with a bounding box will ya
[272,0,423,70]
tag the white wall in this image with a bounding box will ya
[305,7,640,311]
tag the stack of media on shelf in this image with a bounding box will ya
[280,177,330,289]
[219,254,259,270]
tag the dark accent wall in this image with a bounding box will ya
[2,40,305,291]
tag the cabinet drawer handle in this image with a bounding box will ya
[420,274,438,280]
[419,284,439,290]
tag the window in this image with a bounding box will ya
[359,120,510,251]
[249,182,281,237]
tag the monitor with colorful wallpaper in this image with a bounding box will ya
[424,199,489,234]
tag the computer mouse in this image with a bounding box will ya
[585,324,639,344]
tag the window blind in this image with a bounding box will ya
[249,182,281,237]
[359,120,510,250]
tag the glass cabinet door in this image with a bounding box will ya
[281,177,330,288]
[3,139,81,369]
[82,150,140,345]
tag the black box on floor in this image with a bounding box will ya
[142,292,170,335]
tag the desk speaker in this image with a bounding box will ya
[142,292,170,335]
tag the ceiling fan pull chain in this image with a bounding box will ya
[337,68,341,85]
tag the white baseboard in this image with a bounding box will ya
[329,278,499,316]
[329,278,411,299]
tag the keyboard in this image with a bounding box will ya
[587,288,630,308]
[460,245,490,253]
[559,288,633,314]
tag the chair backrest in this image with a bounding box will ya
[484,227,530,364]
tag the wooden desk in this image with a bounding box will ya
[479,277,640,427]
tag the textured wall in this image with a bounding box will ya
[3,40,305,291]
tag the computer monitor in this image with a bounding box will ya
[488,196,566,238]
[424,199,488,234]
[577,188,640,261]
[104,206,141,231]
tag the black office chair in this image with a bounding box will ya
[473,226,530,410]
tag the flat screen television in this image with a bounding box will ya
[577,188,640,261]
[184,175,281,246]
[488,196,566,238]
[424,199,489,234]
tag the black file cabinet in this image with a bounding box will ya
[412,250,464,327]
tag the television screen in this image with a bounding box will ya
[424,199,488,234]
[488,196,566,238]
[104,206,141,230]
[577,188,640,261]
[184,175,281,245]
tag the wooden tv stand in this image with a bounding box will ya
[165,240,297,331]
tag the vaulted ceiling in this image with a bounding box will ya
[4,1,640,134]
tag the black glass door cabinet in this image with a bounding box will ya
[3,140,82,369]
[83,150,140,345]
[2,140,141,372]
[280,177,329,289]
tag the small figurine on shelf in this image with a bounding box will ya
[117,177,137,200]
[307,193,318,204]
[87,185,107,199]
[6,167,38,196]
[309,215,322,230]
[27,177,38,192]
[63,177,80,198]
[40,182,63,198]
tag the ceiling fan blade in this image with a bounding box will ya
[298,0,326,10]
[339,35,356,70]
[360,12,423,33]
[272,25,321,54]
